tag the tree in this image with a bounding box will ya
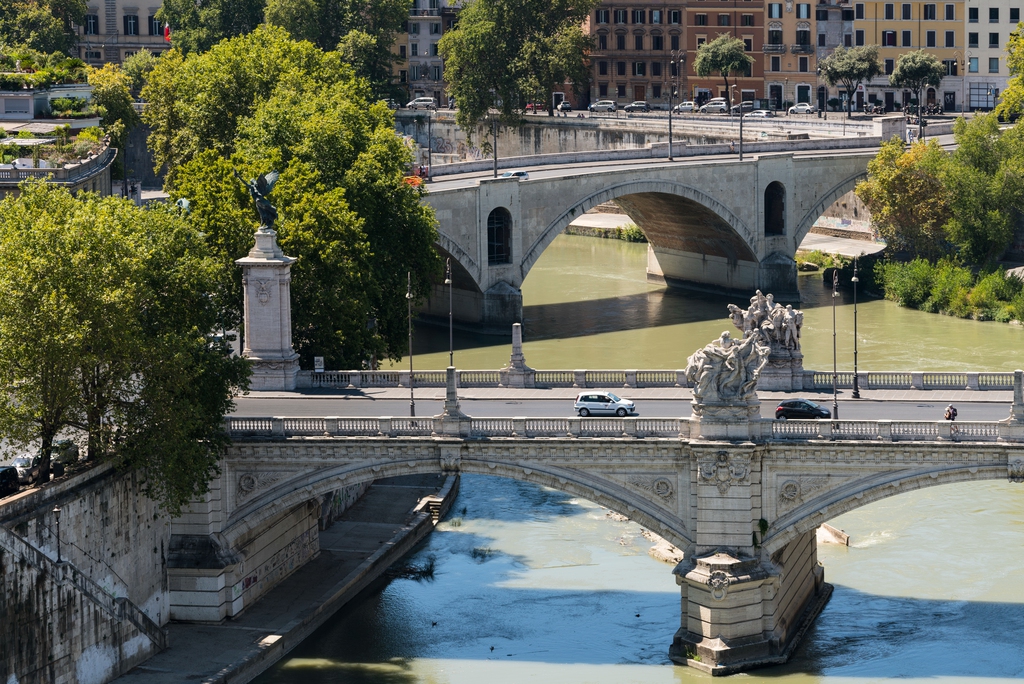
[88,63,140,181]
[996,23,1024,118]
[439,0,597,127]
[142,26,440,368]
[154,0,265,55]
[818,45,882,117]
[693,34,754,114]
[0,181,248,510]
[890,50,945,138]
[0,0,85,55]
[121,48,159,97]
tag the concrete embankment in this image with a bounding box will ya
[117,473,459,684]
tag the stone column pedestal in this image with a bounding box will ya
[499,323,535,388]
[434,366,472,437]
[235,230,300,391]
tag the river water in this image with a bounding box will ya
[255,236,1024,683]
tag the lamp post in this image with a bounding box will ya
[53,505,62,563]
[668,51,684,161]
[491,115,498,178]
[851,257,860,399]
[406,272,415,417]
[445,258,453,367]
[732,85,744,161]
[831,267,839,419]
[426,110,432,182]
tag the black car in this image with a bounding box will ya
[775,399,831,420]
[0,466,19,497]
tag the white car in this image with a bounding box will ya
[699,98,728,114]
[588,99,617,112]
[406,97,437,110]
[574,391,637,417]
[501,170,529,180]
[673,101,696,113]
[788,102,816,114]
[744,109,775,118]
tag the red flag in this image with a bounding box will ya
[164,23,171,42]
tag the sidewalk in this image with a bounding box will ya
[117,474,457,684]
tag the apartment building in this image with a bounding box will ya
[853,0,965,111]
[814,0,855,110]
[963,0,1017,109]
[586,3,687,108]
[76,1,169,65]
[399,0,460,104]
[764,0,820,109]
[685,0,765,105]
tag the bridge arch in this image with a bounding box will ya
[763,464,1007,556]
[792,170,868,247]
[221,453,695,552]
[519,180,758,283]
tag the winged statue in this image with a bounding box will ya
[234,169,280,232]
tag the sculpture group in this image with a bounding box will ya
[728,290,803,352]
[685,331,770,412]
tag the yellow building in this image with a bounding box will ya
[853,0,965,111]
[764,0,818,110]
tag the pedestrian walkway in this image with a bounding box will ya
[117,474,454,684]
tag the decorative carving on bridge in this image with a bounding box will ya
[255,280,271,306]
[698,451,751,494]
[707,570,731,600]
[1009,457,1024,483]
[625,475,675,502]
[685,331,769,420]
[439,453,461,472]
[776,475,834,514]
[237,471,284,501]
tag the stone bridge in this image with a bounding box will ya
[170,386,1024,675]
[423,152,874,330]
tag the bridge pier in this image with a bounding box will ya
[647,245,799,298]
[422,282,522,333]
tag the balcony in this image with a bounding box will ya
[791,43,815,53]
[409,8,440,16]
[764,43,787,53]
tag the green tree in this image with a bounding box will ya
[693,34,754,114]
[88,63,140,181]
[439,0,597,127]
[817,45,882,117]
[155,0,265,55]
[0,0,84,55]
[121,48,159,96]
[890,50,945,138]
[997,23,1024,118]
[0,181,248,510]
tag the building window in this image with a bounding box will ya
[617,61,626,75]
[844,33,852,46]
[599,83,608,96]
[742,13,754,25]
[399,45,406,57]
[599,61,608,75]
[943,59,957,75]
[882,30,896,46]
[85,49,101,60]
[818,33,826,46]
[855,3,864,19]
[653,84,661,97]
[945,4,954,20]
[990,32,999,47]
[901,30,912,46]
[926,30,935,47]
[148,15,160,35]
[856,29,865,45]
[768,3,782,18]
[884,4,894,20]
[616,34,626,49]
[816,8,828,20]
[884,58,894,74]
[399,69,407,82]
[410,22,419,33]
[768,28,782,44]
[617,84,626,97]
[123,14,139,36]
[842,8,855,20]
[945,30,954,47]
[670,10,681,24]
[990,7,999,23]
[696,13,708,25]
[410,64,420,79]
[968,57,978,72]
[634,35,643,50]
[771,55,781,71]
[411,43,418,56]
[1012,8,1021,23]
[652,61,662,76]
[989,57,999,73]
[697,35,706,46]
[969,32,978,47]
[615,9,627,23]
[718,14,730,26]
[633,61,646,76]
[651,10,662,23]
[923,4,935,20]
[796,3,810,18]
[432,65,441,80]
[431,43,438,55]
[969,7,978,23]
[430,22,440,34]
[84,13,98,34]
[796,29,810,44]
[632,9,645,24]
[597,9,609,23]
[670,35,679,49]
[799,56,808,72]
[652,35,664,50]
[487,208,512,265]
[739,36,750,50]
[599,34,607,49]
[902,3,911,20]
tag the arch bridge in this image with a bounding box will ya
[423,152,873,330]
[169,407,1024,675]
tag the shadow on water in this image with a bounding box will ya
[442,479,590,524]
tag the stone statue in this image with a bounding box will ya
[730,289,803,352]
[234,170,280,232]
[685,331,770,411]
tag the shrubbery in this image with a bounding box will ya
[876,258,1024,321]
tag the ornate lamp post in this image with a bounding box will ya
[668,51,685,161]
[445,258,453,367]
[427,109,432,182]
[831,268,839,419]
[407,272,415,417]
[851,257,860,399]
[53,505,62,563]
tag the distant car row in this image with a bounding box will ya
[570,393,833,420]
[392,97,819,116]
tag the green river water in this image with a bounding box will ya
[254,235,1024,684]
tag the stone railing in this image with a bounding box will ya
[298,368,1015,391]
[0,142,115,186]
[225,415,1022,443]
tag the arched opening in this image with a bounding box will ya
[926,87,937,106]
[764,181,785,236]
[487,207,512,265]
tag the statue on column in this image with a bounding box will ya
[234,170,280,232]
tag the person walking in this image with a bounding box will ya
[944,404,958,421]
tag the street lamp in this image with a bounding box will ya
[668,51,685,161]
[731,85,744,161]
[953,50,968,114]
[831,268,839,419]
[53,505,62,563]
[427,109,432,182]
[406,272,415,417]
[851,257,860,399]
[445,258,453,367]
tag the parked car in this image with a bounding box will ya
[12,454,40,485]
[730,101,754,114]
[775,399,831,420]
[588,100,617,112]
[624,100,651,113]
[525,102,545,112]
[405,97,437,110]
[673,101,696,113]
[0,466,19,497]
[574,391,637,417]
[699,98,728,114]
[744,109,775,118]
[788,102,817,114]
[501,170,529,180]
[556,101,573,112]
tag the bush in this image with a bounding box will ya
[925,259,973,312]
[877,258,934,308]
[618,223,646,242]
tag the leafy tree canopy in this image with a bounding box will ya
[439,0,597,127]
[0,0,85,55]
[996,24,1024,118]
[155,0,265,56]
[818,45,882,116]
[693,34,754,111]
[88,63,140,179]
[890,49,944,136]
[142,26,440,368]
[0,180,249,513]
[121,48,159,96]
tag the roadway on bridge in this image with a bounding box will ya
[231,396,1007,421]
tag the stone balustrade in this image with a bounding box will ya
[297,368,1015,391]
[224,415,1022,442]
